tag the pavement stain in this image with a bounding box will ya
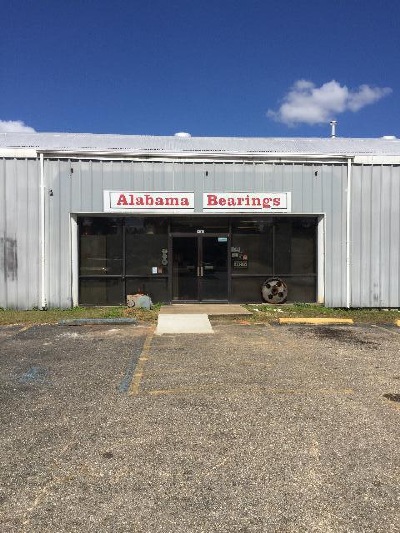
[102,451,114,459]
[18,366,48,384]
[293,326,380,347]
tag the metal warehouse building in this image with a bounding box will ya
[1,132,400,309]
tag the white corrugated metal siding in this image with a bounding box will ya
[1,152,400,309]
[43,159,348,308]
[351,164,400,307]
[0,158,41,309]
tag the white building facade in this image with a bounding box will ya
[1,132,399,309]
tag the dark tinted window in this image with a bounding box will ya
[79,218,123,276]
[231,218,273,274]
[125,218,168,276]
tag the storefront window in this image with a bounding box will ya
[274,218,316,275]
[125,218,168,276]
[79,218,123,276]
[230,217,317,304]
[79,217,169,305]
[231,219,273,275]
[78,215,318,305]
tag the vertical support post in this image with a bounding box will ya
[317,215,325,304]
[346,157,352,308]
[70,214,79,307]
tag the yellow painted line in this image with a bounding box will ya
[279,317,354,325]
[129,332,154,396]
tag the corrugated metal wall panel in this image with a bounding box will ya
[351,165,400,307]
[41,159,349,308]
[46,160,74,308]
[4,156,400,309]
[0,159,40,309]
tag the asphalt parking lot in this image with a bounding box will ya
[0,322,399,532]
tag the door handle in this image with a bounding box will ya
[197,266,204,277]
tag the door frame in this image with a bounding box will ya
[169,232,231,302]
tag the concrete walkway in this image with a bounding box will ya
[159,304,252,315]
[156,313,214,335]
[156,304,251,335]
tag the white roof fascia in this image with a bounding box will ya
[0,148,37,158]
[353,155,400,164]
[37,149,352,163]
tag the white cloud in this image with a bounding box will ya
[0,120,36,133]
[267,80,392,126]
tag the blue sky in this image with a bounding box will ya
[1,0,399,138]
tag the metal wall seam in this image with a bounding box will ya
[346,158,352,308]
[40,153,46,309]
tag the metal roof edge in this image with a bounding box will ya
[0,148,38,158]
[353,155,400,164]
[37,149,352,162]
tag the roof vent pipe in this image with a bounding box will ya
[330,120,337,138]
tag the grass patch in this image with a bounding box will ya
[244,303,400,324]
[0,303,399,326]
[0,305,161,326]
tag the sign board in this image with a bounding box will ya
[203,192,291,213]
[104,191,195,213]
[233,260,248,269]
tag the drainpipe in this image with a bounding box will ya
[40,153,47,310]
[346,157,352,308]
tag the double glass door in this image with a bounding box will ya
[172,234,229,301]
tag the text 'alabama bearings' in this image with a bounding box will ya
[203,192,291,212]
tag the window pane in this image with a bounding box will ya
[126,235,168,275]
[125,217,168,234]
[172,237,198,300]
[202,237,228,300]
[284,276,316,302]
[79,218,123,275]
[126,278,169,304]
[231,275,316,304]
[125,218,168,276]
[79,279,123,305]
[231,218,273,274]
[231,277,265,303]
[274,218,316,275]
[171,217,229,233]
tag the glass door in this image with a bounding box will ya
[171,235,229,301]
[201,236,228,301]
[172,236,199,301]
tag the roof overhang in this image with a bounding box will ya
[0,148,38,158]
[36,149,353,163]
